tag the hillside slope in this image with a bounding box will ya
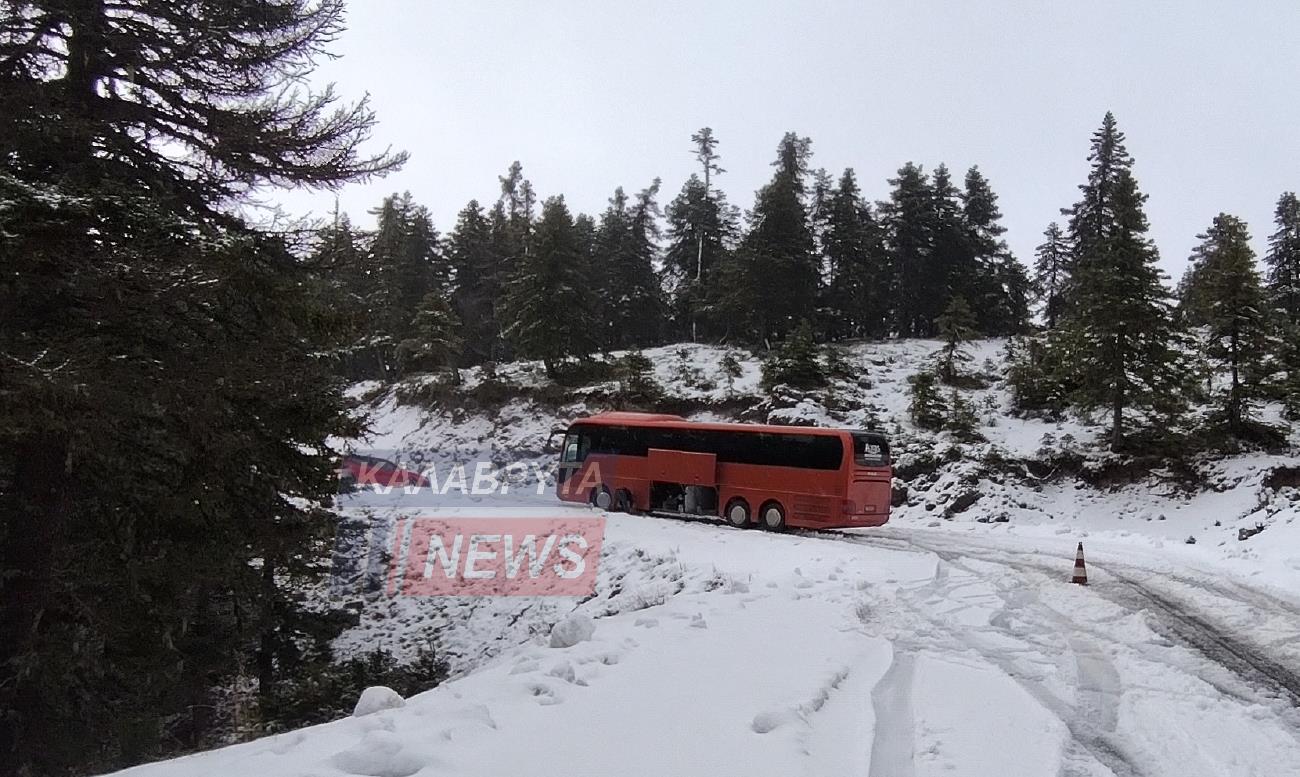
[358,338,1300,583]
[107,339,1300,777]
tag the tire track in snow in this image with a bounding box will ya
[1103,570,1300,712]
[890,551,1143,777]
[836,530,1300,719]
[843,530,1300,768]
[868,649,917,777]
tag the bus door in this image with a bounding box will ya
[553,427,591,495]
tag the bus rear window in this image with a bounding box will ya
[852,433,889,466]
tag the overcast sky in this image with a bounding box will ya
[276,0,1300,280]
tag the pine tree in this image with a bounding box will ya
[503,197,599,377]
[961,167,1030,335]
[0,2,399,771]
[1054,113,1187,451]
[1184,215,1274,435]
[368,192,445,340]
[397,292,465,380]
[447,200,504,364]
[823,168,890,339]
[1033,222,1071,329]
[1265,192,1300,416]
[881,163,936,337]
[935,296,978,385]
[717,133,819,345]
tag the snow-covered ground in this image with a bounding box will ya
[108,339,1300,777]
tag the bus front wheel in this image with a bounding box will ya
[760,501,787,532]
[724,498,751,528]
[592,486,614,511]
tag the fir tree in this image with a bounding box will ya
[717,133,819,345]
[908,370,947,431]
[929,164,972,314]
[397,292,465,380]
[961,167,1030,335]
[503,197,599,377]
[613,350,662,407]
[447,200,505,364]
[945,388,984,443]
[594,182,665,349]
[760,319,827,390]
[935,296,978,385]
[365,192,447,367]
[665,128,733,342]
[663,174,737,340]
[881,163,937,337]
[1184,215,1274,435]
[592,187,633,349]
[720,351,745,395]
[1054,113,1188,451]
[310,211,383,378]
[0,1,400,771]
[1266,191,1300,325]
[1265,192,1300,416]
[1033,222,1071,329]
[823,168,890,339]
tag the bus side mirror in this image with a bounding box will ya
[544,428,567,454]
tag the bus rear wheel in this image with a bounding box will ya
[760,500,787,532]
[724,498,751,528]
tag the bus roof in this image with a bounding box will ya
[572,411,878,439]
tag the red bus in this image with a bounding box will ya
[554,412,891,530]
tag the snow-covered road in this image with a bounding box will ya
[112,504,1300,777]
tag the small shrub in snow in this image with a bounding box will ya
[760,320,827,391]
[945,390,985,443]
[613,350,662,406]
[548,614,596,648]
[907,370,947,431]
[720,351,745,394]
[352,685,405,717]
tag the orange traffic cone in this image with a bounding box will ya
[1071,542,1088,585]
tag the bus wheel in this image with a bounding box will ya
[613,488,635,513]
[760,501,787,532]
[592,485,614,510]
[724,498,751,528]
